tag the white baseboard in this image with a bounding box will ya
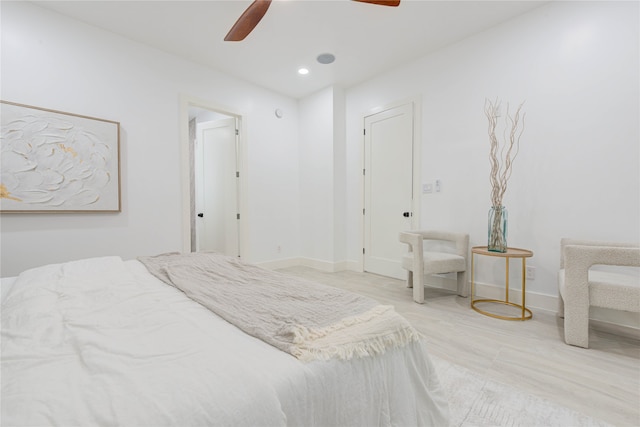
[470,279,640,338]
[470,279,558,314]
[589,318,640,341]
[298,257,349,272]
[256,257,356,273]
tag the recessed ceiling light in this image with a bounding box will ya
[298,67,309,75]
[317,53,335,64]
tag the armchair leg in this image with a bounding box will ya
[563,304,590,348]
[456,271,468,297]
[413,271,425,304]
[557,296,565,319]
[407,271,413,288]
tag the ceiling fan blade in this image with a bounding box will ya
[224,0,272,42]
[352,0,400,6]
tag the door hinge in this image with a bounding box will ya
[235,129,239,136]
[363,168,365,176]
[363,129,366,135]
[236,171,240,178]
[363,248,365,254]
[363,208,365,215]
[236,213,240,220]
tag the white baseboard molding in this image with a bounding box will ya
[589,318,640,341]
[470,279,558,314]
[470,279,640,338]
[255,257,301,270]
[588,309,640,341]
[256,257,355,273]
[298,257,350,272]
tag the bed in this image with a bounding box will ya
[1,252,449,426]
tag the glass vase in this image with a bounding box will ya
[488,205,508,253]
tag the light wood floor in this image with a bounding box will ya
[278,266,640,427]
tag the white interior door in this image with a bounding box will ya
[195,118,239,256]
[364,102,414,279]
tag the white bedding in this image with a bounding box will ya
[1,256,449,426]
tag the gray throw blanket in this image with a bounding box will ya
[138,252,421,362]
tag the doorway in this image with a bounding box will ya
[184,101,244,258]
[363,100,420,279]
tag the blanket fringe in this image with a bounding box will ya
[293,326,421,362]
[289,305,422,362]
[287,305,393,341]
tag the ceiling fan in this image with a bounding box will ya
[224,0,401,42]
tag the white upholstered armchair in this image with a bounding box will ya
[558,238,640,348]
[399,230,469,304]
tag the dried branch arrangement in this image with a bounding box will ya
[484,98,525,252]
[484,99,526,208]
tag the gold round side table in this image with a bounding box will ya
[470,246,534,321]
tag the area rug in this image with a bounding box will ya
[431,355,612,427]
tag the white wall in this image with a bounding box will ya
[332,87,348,266]
[298,88,335,263]
[1,1,300,276]
[297,86,349,269]
[345,1,639,303]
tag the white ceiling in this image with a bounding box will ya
[33,0,547,99]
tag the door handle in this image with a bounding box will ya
[403,212,412,217]
[197,213,204,218]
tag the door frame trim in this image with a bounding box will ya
[360,96,422,272]
[179,95,247,258]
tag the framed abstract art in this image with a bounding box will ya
[1,101,121,212]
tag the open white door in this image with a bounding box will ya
[363,102,415,279]
[195,118,239,257]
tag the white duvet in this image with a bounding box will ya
[1,256,449,426]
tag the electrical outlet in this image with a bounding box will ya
[526,266,535,280]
